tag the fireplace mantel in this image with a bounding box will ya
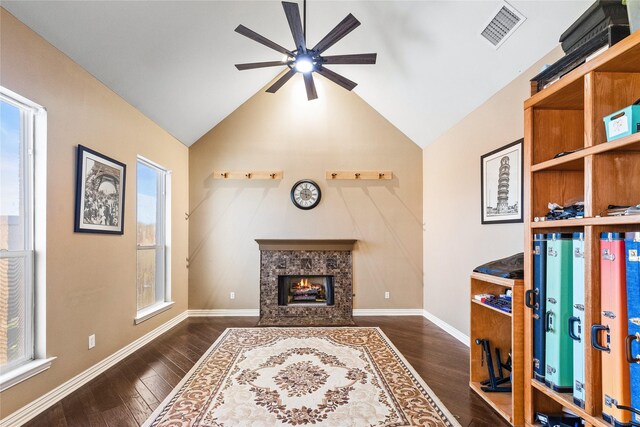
[255,239,357,251]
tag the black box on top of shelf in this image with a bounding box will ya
[531,24,629,92]
[560,0,629,54]
[531,0,631,93]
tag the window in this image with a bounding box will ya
[0,86,52,391]
[135,157,172,323]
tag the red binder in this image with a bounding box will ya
[593,233,631,426]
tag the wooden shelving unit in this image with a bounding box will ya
[523,31,640,427]
[470,272,524,426]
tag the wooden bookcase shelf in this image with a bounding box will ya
[531,133,640,172]
[471,299,513,318]
[530,380,604,427]
[470,381,516,422]
[523,31,640,427]
[531,215,640,229]
[470,272,524,426]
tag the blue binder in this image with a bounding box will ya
[625,232,640,423]
[569,232,586,408]
[526,234,547,383]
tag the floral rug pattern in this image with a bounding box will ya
[144,327,461,427]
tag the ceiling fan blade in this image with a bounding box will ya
[316,67,357,91]
[303,73,318,100]
[282,2,306,53]
[235,24,294,57]
[235,61,288,71]
[266,68,297,93]
[312,14,360,54]
[322,53,377,65]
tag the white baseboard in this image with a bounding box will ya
[0,310,189,427]
[188,309,259,317]
[353,309,424,316]
[422,310,469,347]
[190,309,424,317]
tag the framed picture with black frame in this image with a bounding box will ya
[74,145,126,234]
[480,138,523,224]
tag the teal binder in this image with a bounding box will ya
[545,233,574,393]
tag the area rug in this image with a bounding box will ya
[144,327,461,427]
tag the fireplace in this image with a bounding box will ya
[278,275,335,306]
[256,239,356,326]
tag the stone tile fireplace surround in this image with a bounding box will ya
[256,239,356,326]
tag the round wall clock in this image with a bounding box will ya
[290,179,321,210]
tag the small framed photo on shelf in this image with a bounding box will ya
[481,139,523,224]
[74,145,127,234]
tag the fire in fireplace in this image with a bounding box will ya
[278,275,334,306]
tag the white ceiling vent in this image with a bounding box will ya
[481,2,526,49]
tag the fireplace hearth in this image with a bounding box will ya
[256,239,356,326]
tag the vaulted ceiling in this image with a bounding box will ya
[2,1,590,147]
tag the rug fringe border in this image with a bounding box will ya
[142,327,234,427]
[370,326,463,427]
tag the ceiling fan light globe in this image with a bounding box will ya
[294,57,314,73]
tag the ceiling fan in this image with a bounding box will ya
[234,0,377,101]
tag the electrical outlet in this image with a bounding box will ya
[230,292,236,300]
[384,291,390,299]
[88,334,95,349]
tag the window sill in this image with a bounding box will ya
[134,301,175,325]
[0,357,56,392]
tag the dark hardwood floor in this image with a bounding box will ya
[23,316,509,427]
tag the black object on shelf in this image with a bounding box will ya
[535,412,583,427]
[531,0,631,92]
[560,0,630,54]
[473,253,524,279]
[483,297,513,314]
[545,202,585,221]
[554,148,583,158]
[531,24,629,92]
[475,338,512,392]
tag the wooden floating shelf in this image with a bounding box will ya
[213,170,283,180]
[325,170,393,180]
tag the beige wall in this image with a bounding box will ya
[0,9,189,417]
[189,76,423,311]
[423,46,564,336]
[0,2,568,416]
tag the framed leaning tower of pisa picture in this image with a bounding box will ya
[480,138,523,224]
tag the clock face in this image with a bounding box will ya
[291,180,321,210]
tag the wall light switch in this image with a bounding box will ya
[88,334,96,349]
[230,292,236,300]
[384,292,390,299]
